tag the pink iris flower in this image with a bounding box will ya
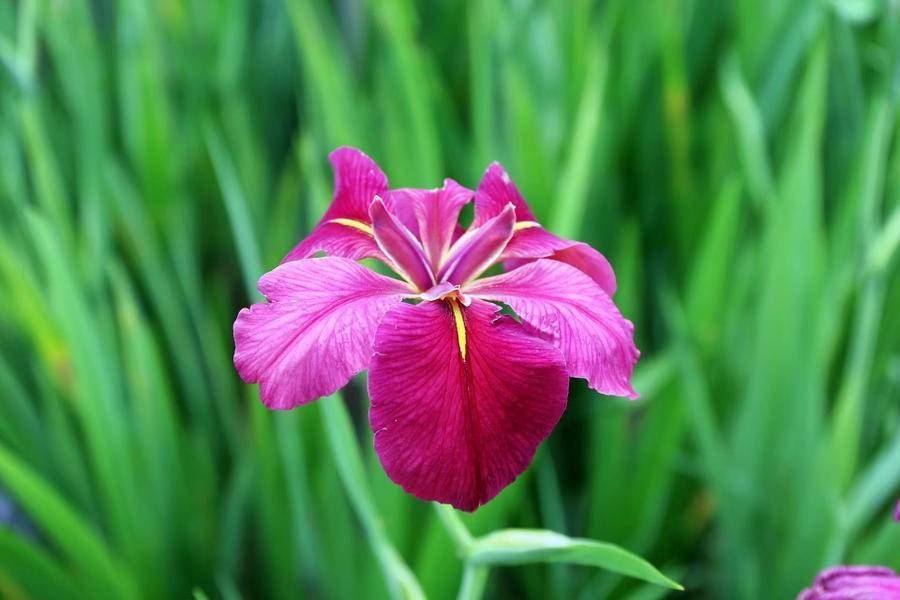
[233,147,639,511]
[797,566,900,599]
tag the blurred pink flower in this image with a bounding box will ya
[797,566,900,599]
[233,147,639,510]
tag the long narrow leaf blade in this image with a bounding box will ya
[467,529,683,590]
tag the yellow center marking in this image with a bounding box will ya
[328,218,374,236]
[448,299,467,360]
[513,220,540,231]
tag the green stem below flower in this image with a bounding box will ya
[320,395,425,600]
[433,502,473,553]
[456,565,489,600]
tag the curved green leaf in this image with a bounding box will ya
[466,529,683,591]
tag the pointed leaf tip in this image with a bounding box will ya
[465,529,683,590]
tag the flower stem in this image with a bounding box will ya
[320,394,424,600]
[433,503,489,600]
[456,564,489,600]
[433,502,473,553]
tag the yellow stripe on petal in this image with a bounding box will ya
[449,299,467,360]
[513,220,540,231]
[327,218,374,236]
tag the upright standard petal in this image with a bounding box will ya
[467,259,639,398]
[475,162,617,295]
[370,198,435,291]
[283,147,388,262]
[368,299,568,511]
[385,179,473,267]
[234,257,410,409]
[438,204,515,285]
[473,162,538,226]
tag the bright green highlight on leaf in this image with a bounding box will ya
[467,530,683,591]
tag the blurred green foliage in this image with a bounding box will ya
[1,0,899,598]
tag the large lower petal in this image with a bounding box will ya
[475,162,616,294]
[234,257,410,409]
[368,299,568,511]
[283,147,387,262]
[466,259,639,398]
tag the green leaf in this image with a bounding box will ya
[466,529,683,590]
[550,37,608,239]
[0,442,138,600]
[206,121,263,298]
[719,54,774,210]
[829,0,883,23]
[319,396,426,600]
[0,529,80,600]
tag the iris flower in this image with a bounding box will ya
[797,566,900,599]
[234,147,639,511]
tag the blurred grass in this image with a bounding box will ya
[1,0,899,598]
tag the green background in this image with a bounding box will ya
[0,0,898,598]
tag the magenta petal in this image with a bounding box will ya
[282,221,384,263]
[420,282,473,306]
[439,204,515,285]
[420,281,459,300]
[323,147,389,220]
[283,147,387,262]
[475,162,616,294]
[467,259,639,398]
[503,233,617,296]
[233,257,410,409]
[473,162,537,226]
[385,179,473,267]
[799,565,900,599]
[368,299,569,511]
[379,189,419,234]
[420,282,472,306]
[370,198,435,291]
